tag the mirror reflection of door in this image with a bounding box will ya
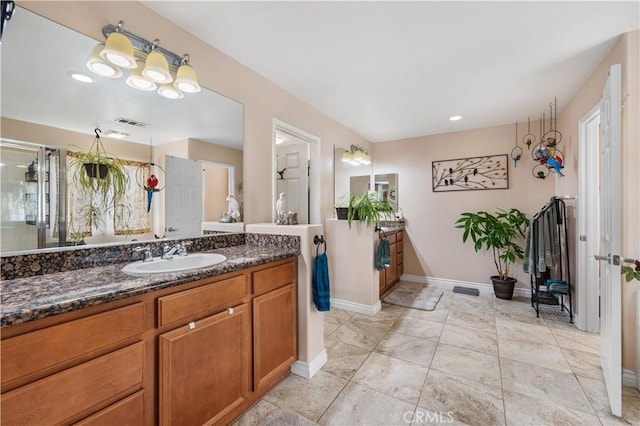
[165,156,202,239]
[202,161,235,221]
[275,140,309,224]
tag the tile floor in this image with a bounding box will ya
[235,281,640,425]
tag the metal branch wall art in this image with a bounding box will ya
[432,154,509,192]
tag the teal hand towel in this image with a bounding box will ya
[376,238,391,271]
[313,253,331,311]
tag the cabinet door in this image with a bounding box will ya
[385,242,398,287]
[253,284,297,392]
[159,304,251,426]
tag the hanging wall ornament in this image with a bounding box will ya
[510,122,523,167]
[532,163,550,180]
[522,116,536,150]
[542,98,563,148]
[135,137,165,213]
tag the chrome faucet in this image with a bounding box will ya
[133,246,153,262]
[177,241,192,256]
[162,243,179,260]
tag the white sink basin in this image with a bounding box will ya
[122,253,227,276]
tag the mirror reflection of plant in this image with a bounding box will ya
[346,190,395,229]
[71,149,128,209]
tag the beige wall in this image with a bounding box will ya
[372,122,556,289]
[557,30,639,372]
[202,164,228,221]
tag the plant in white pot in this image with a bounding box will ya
[455,208,529,299]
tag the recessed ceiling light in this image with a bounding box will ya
[68,71,94,83]
[103,130,129,139]
[449,115,462,121]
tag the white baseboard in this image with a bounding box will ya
[400,274,532,297]
[330,298,381,316]
[291,349,327,379]
[623,368,638,389]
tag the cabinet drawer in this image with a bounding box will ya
[397,252,403,266]
[158,274,249,328]
[75,390,144,426]
[383,233,397,244]
[1,302,144,388]
[397,240,403,254]
[253,260,296,296]
[1,342,144,426]
[397,231,404,241]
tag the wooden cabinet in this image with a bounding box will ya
[253,284,297,391]
[1,303,145,426]
[0,256,298,426]
[1,342,144,426]
[159,304,251,426]
[379,230,404,296]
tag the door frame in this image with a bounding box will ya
[272,119,321,224]
[577,103,601,333]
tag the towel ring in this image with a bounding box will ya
[314,235,326,256]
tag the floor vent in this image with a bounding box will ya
[453,286,480,296]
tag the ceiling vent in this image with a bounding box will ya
[114,117,149,127]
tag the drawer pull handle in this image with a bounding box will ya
[227,307,234,315]
[188,321,196,330]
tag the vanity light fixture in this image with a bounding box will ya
[86,43,122,78]
[157,83,184,100]
[142,41,173,84]
[99,22,136,69]
[126,60,157,91]
[342,145,371,165]
[174,55,200,93]
[87,20,200,100]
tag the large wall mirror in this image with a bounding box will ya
[333,146,372,208]
[0,6,244,253]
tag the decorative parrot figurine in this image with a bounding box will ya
[145,174,158,212]
[546,156,564,176]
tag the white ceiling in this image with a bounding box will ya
[143,1,639,142]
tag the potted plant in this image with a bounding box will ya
[71,128,128,208]
[455,208,529,299]
[343,190,395,229]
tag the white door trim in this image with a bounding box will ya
[577,104,601,333]
[272,119,321,224]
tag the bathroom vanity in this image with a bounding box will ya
[0,235,299,425]
[378,228,404,296]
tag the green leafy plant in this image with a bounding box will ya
[622,261,640,283]
[455,208,529,280]
[71,148,128,209]
[346,190,395,229]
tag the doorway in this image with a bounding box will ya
[272,119,321,224]
[577,104,601,333]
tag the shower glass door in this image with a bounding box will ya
[0,140,66,252]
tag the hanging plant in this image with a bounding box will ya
[71,127,128,208]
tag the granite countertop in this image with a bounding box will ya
[0,244,299,327]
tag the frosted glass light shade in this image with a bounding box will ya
[173,63,201,93]
[99,32,137,69]
[126,62,157,91]
[157,84,184,100]
[86,44,122,78]
[342,151,355,163]
[142,51,173,83]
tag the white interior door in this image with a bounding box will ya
[597,63,622,417]
[275,142,309,224]
[165,155,202,239]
